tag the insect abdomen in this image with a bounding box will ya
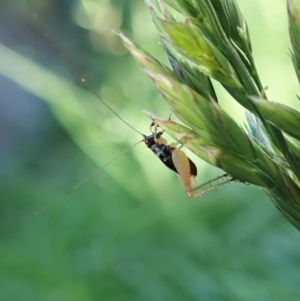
[150,143,177,173]
[144,133,197,177]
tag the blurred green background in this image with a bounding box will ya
[0,0,300,300]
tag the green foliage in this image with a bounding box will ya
[288,0,300,83]
[1,1,300,301]
[120,0,300,230]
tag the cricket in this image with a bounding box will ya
[3,2,300,300]
[21,0,235,217]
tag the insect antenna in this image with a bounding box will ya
[22,1,149,218]
[26,0,145,137]
[24,138,144,221]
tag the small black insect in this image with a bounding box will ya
[144,121,197,197]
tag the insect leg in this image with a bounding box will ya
[152,119,167,145]
[190,174,235,198]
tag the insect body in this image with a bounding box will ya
[144,122,198,197]
[143,125,234,197]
